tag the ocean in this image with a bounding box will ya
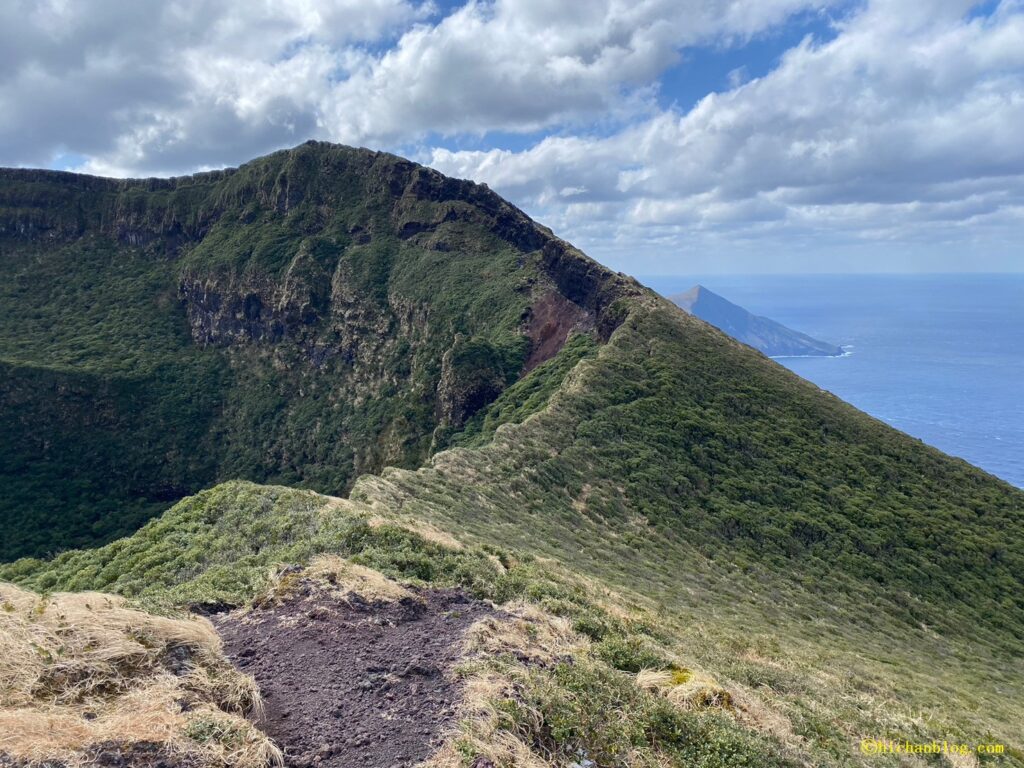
[640,273,1024,489]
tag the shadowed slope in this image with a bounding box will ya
[6,293,1024,762]
[0,142,635,559]
[2,143,1023,764]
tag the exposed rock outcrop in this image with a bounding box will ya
[0,141,642,559]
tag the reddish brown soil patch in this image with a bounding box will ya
[524,291,593,372]
[215,587,493,768]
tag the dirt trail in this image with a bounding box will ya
[215,587,492,768]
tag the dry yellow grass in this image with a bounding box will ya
[635,664,810,763]
[306,555,415,601]
[946,750,980,768]
[0,584,228,708]
[255,555,415,607]
[418,673,553,768]
[418,603,594,768]
[464,601,588,665]
[728,684,802,751]
[367,514,466,550]
[423,592,765,768]
[1,676,183,757]
[635,666,733,711]
[0,583,281,767]
[635,668,676,690]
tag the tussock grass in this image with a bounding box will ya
[0,584,230,707]
[367,514,465,551]
[0,487,876,766]
[2,676,184,760]
[307,554,416,601]
[724,684,801,751]
[465,601,587,666]
[0,583,280,767]
[6,476,1023,765]
[424,593,799,768]
[424,607,579,768]
[422,672,554,768]
[636,667,734,711]
[256,555,416,606]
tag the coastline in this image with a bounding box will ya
[769,344,854,360]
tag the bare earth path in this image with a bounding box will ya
[215,588,493,768]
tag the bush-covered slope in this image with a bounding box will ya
[6,469,1023,765]
[370,295,1024,642]
[1,484,807,768]
[3,143,1023,763]
[6,296,1024,761]
[0,142,630,559]
[359,294,1023,757]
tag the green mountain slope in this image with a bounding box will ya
[0,142,633,559]
[2,143,1023,764]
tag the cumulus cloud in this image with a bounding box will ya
[0,0,833,175]
[1,0,1022,270]
[320,0,841,141]
[429,0,1024,269]
[0,0,430,174]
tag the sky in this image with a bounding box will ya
[1,0,1023,274]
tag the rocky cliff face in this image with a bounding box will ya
[0,142,637,559]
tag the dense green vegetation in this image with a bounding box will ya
[503,661,794,768]
[345,295,1024,758]
[6,474,1021,765]
[451,333,599,447]
[0,481,800,767]
[377,298,1024,643]
[1,482,506,608]
[2,142,1023,763]
[0,235,229,556]
[0,143,617,559]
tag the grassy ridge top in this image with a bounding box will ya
[6,291,1024,762]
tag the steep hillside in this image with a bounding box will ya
[0,497,805,768]
[5,302,1024,762]
[0,142,634,559]
[2,143,1023,765]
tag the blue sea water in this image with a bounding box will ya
[640,274,1024,489]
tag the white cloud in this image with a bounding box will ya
[2,0,1022,271]
[0,0,835,174]
[428,0,1024,271]
[727,66,750,88]
[319,0,839,142]
[0,0,430,174]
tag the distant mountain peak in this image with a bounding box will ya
[670,284,843,357]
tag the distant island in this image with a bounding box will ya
[671,284,844,357]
